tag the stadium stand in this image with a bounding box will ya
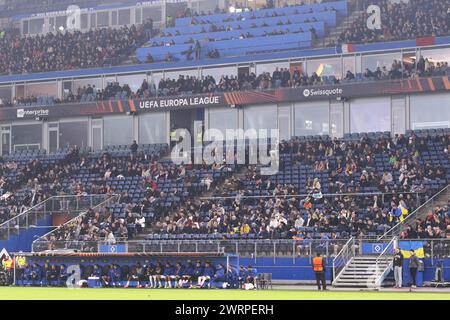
[0,24,151,75]
[1,53,448,108]
[333,0,450,45]
[145,130,449,239]
[136,1,347,62]
[0,0,449,292]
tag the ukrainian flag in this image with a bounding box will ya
[398,241,425,258]
[399,204,409,223]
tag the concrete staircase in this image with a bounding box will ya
[333,255,393,288]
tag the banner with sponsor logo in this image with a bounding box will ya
[0,76,449,122]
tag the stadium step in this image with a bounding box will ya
[333,255,393,288]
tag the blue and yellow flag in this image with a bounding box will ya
[398,241,425,258]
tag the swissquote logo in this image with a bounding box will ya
[302,87,343,98]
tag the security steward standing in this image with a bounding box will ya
[312,252,327,290]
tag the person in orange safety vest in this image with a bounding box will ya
[312,252,327,290]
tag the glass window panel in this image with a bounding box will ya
[90,13,96,28]
[143,7,161,24]
[73,78,102,93]
[350,98,391,133]
[256,62,290,76]
[23,20,29,35]
[25,82,57,97]
[81,14,88,29]
[135,8,142,24]
[330,102,344,138]
[244,104,277,131]
[118,9,131,25]
[12,124,42,149]
[55,16,66,31]
[295,102,329,136]
[208,107,238,140]
[343,55,356,75]
[410,94,450,129]
[117,74,147,92]
[419,47,450,68]
[97,12,109,27]
[104,116,133,146]
[112,11,118,26]
[0,86,12,104]
[149,72,163,89]
[139,112,167,144]
[201,66,236,82]
[165,69,198,81]
[59,121,88,149]
[29,18,44,34]
[362,53,401,74]
[307,58,342,80]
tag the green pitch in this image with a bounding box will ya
[0,287,449,300]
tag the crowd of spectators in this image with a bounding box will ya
[333,0,450,45]
[149,131,449,240]
[1,53,447,108]
[0,24,150,75]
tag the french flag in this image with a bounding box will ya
[336,43,354,54]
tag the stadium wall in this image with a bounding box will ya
[0,215,52,252]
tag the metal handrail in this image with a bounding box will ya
[379,184,450,240]
[374,236,397,287]
[32,194,119,246]
[332,237,354,284]
[0,194,107,229]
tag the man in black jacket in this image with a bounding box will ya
[393,248,404,288]
[409,249,419,288]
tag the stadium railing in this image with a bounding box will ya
[32,194,119,251]
[30,238,450,263]
[379,184,450,240]
[332,237,355,284]
[0,194,113,241]
[374,236,397,287]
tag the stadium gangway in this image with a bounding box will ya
[30,194,119,252]
[374,236,398,288]
[0,194,114,241]
[379,184,450,240]
[332,237,355,285]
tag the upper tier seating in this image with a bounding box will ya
[136,1,347,63]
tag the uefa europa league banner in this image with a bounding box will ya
[1,75,449,121]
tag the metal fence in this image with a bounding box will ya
[31,238,450,263]
[0,194,114,241]
[380,184,450,239]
